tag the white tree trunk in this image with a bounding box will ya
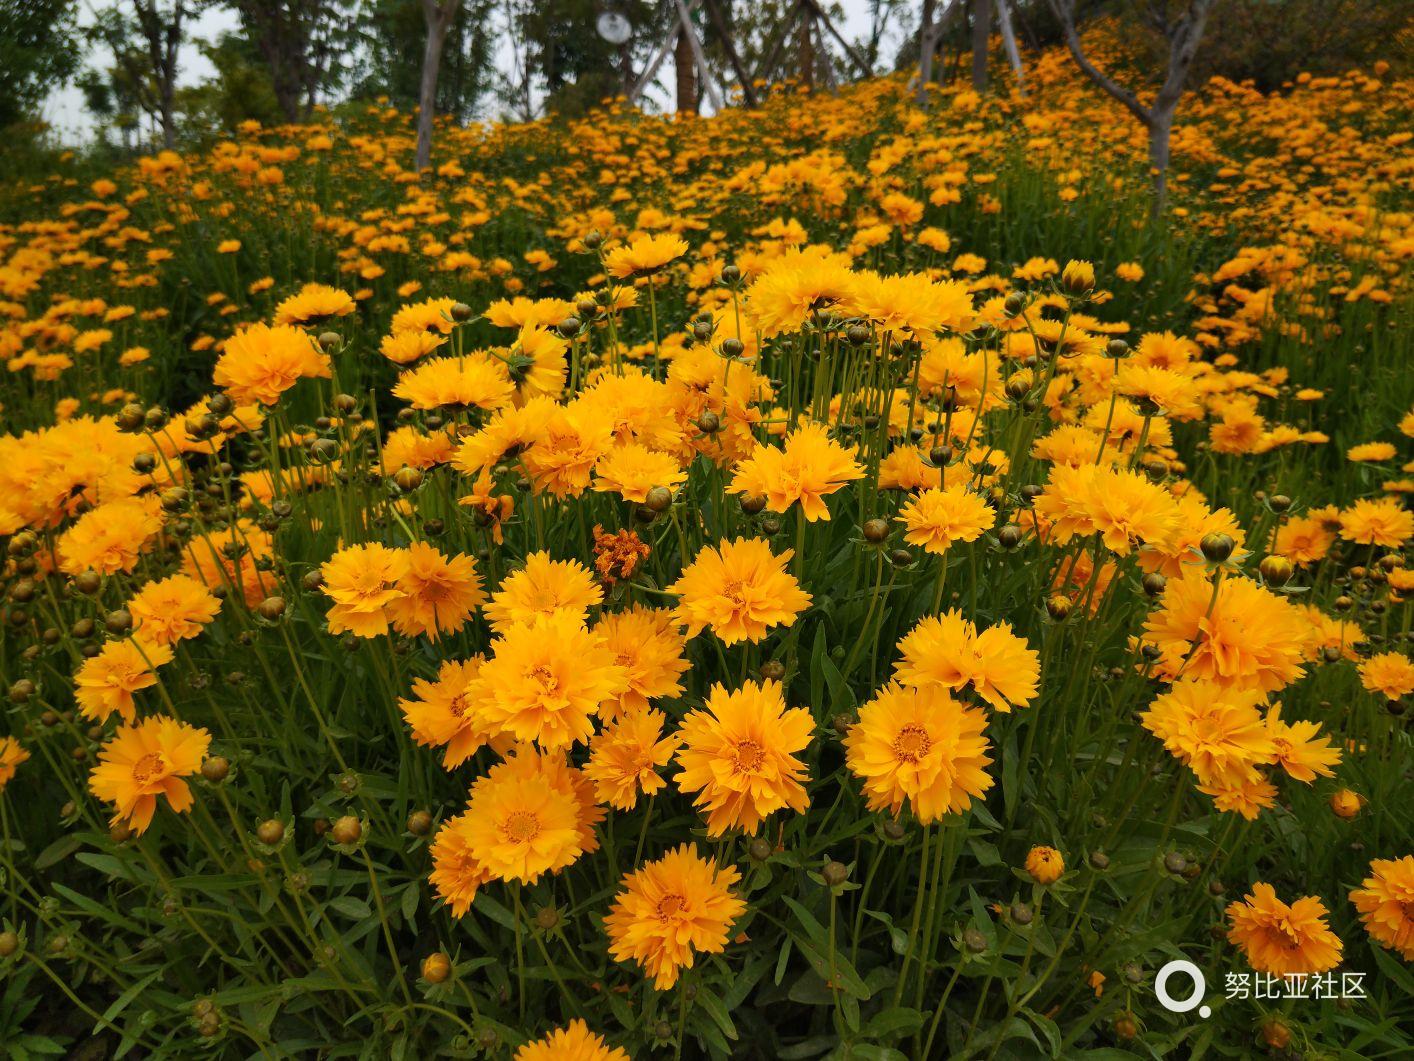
[416,0,461,172]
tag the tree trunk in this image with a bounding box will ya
[798,10,815,90]
[674,28,697,113]
[1148,108,1173,218]
[971,0,991,91]
[416,0,460,171]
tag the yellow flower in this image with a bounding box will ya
[128,574,221,646]
[727,422,864,522]
[669,538,811,645]
[1338,498,1414,548]
[1359,651,1414,700]
[844,682,993,823]
[213,322,331,406]
[57,496,163,576]
[674,679,812,835]
[1350,856,1414,961]
[74,637,174,723]
[1227,883,1343,975]
[604,233,688,278]
[472,613,627,749]
[88,716,211,834]
[894,611,1040,712]
[896,485,995,554]
[273,282,356,326]
[0,736,30,791]
[592,442,687,503]
[387,542,485,640]
[514,1021,629,1061]
[428,811,491,917]
[605,844,746,989]
[321,543,409,638]
[1025,846,1065,885]
[462,748,597,883]
[399,657,513,769]
[1140,680,1276,788]
[484,550,602,632]
[585,707,681,810]
[595,606,689,715]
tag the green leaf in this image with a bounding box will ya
[862,1007,924,1041]
[327,896,372,920]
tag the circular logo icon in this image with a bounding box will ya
[1155,959,1212,1019]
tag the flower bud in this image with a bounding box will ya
[421,952,452,983]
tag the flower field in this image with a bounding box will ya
[1,37,1413,1060]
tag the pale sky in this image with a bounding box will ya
[42,1,901,143]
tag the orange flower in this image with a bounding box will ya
[675,679,812,835]
[484,551,602,632]
[514,1021,629,1061]
[213,322,331,405]
[585,707,682,810]
[88,716,211,834]
[0,736,30,791]
[727,423,863,522]
[387,542,484,640]
[74,637,174,723]
[894,611,1039,712]
[1359,651,1414,700]
[1227,883,1343,975]
[400,657,513,768]
[322,543,409,638]
[58,496,163,576]
[669,538,811,645]
[1350,856,1414,961]
[896,485,995,554]
[428,811,492,918]
[128,573,221,646]
[461,748,598,882]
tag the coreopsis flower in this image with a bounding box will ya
[183,521,278,607]
[592,442,687,503]
[392,355,515,412]
[88,716,211,834]
[386,542,484,640]
[844,682,993,823]
[484,551,603,632]
[75,637,175,723]
[1347,441,1398,463]
[514,1021,629,1061]
[213,322,331,405]
[400,657,513,769]
[428,811,492,917]
[1142,572,1308,693]
[1025,846,1065,885]
[604,844,746,989]
[726,423,863,522]
[1350,856,1414,961]
[273,282,355,326]
[669,538,811,645]
[1036,465,1179,555]
[894,611,1040,712]
[380,330,445,365]
[522,400,617,498]
[472,613,626,749]
[604,233,688,278]
[0,736,29,790]
[1226,884,1343,975]
[509,325,569,399]
[591,526,652,586]
[322,543,409,638]
[675,679,812,835]
[848,271,975,335]
[595,606,689,715]
[743,247,858,337]
[1274,514,1336,565]
[1359,651,1414,700]
[1140,681,1276,788]
[1338,498,1414,547]
[1199,772,1279,820]
[391,297,459,336]
[896,485,996,554]
[1263,705,1339,783]
[57,496,163,576]
[127,574,221,646]
[585,707,681,810]
[463,749,595,883]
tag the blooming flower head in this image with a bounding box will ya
[400,657,514,769]
[726,422,864,522]
[387,542,485,640]
[322,543,409,638]
[1350,856,1414,961]
[522,400,617,498]
[1227,883,1343,975]
[213,322,331,406]
[58,496,163,576]
[75,637,175,723]
[88,716,211,834]
[1338,498,1413,548]
[896,485,996,554]
[0,736,30,791]
[273,282,355,326]
[675,679,812,835]
[1141,680,1276,788]
[1359,651,1414,700]
[128,573,221,646]
[604,233,689,278]
[1025,846,1065,885]
[592,442,687,503]
[605,844,746,989]
[595,606,689,716]
[514,1021,630,1061]
[894,611,1040,712]
[472,613,627,749]
[1263,704,1339,783]
[585,707,682,810]
[428,811,492,917]
[844,682,993,823]
[462,748,597,883]
[669,538,811,645]
[1142,572,1308,693]
[484,551,603,632]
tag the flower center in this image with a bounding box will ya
[528,664,560,695]
[132,752,165,783]
[448,693,472,718]
[893,724,932,763]
[502,811,540,844]
[656,894,686,921]
[733,739,766,774]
